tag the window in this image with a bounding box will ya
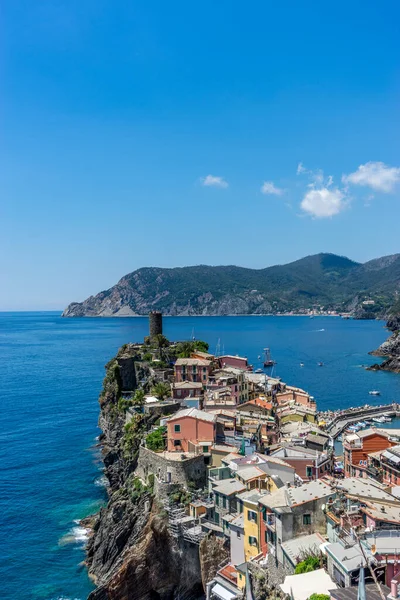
[203,367,207,373]
[174,424,181,433]
[306,466,313,477]
[303,513,312,525]
[237,530,241,538]
[203,375,207,381]
[203,446,209,453]
[248,510,257,523]
[222,496,227,509]
[174,439,181,447]
[249,536,258,547]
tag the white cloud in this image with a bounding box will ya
[201,175,228,188]
[297,162,306,175]
[301,187,346,218]
[343,161,400,193]
[261,181,284,196]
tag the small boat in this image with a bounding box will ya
[318,362,324,367]
[263,347,276,368]
[369,390,381,396]
[300,362,304,367]
[383,416,392,422]
[255,368,263,374]
[373,416,386,424]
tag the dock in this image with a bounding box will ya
[320,402,400,439]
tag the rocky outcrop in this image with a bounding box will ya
[370,308,400,373]
[86,344,206,600]
[88,495,204,600]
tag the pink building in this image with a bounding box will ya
[218,355,250,370]
[167,407,217,452]
[174,358,212,384]
[172,381,203,400]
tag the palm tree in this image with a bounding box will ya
[132,389,145,406]
[151,382,171,400]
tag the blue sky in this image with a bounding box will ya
[1,0,400,310]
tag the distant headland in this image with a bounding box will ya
[62,252,400,318]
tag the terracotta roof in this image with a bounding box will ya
[175,358,211,366]
[237,398,272,411]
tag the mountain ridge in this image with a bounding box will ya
[62,252,400,317]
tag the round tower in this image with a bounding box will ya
[149,311,163,339]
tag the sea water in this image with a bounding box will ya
[1,312,399,600]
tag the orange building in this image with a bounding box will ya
[167,407,217,453]
[343,428,395,478]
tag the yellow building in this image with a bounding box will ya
[236,489,263,562]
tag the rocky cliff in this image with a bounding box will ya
[85,344,218,600]
[370,307,400,373]
[62,253,400,317]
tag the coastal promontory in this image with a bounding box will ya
[62,252,400,318]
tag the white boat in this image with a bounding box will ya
[373,416,386,424]
[383,416,392,422]
[300,362,304,367]
[369,390,381,396]
[255,368,263,374]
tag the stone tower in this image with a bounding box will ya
[149,311,163,340]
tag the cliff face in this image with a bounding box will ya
[86,345,206,600]
[62,253,400,317]
[370,309,400,373]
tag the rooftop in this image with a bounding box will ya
[305,433,329,446]
[330,584,391,600]
[259,487,289,509]
[344,427,391,443]
[364,530,400,552]
[212,478,246,497]
[235,465,266,482]
[236,398,272,411]
[286,479,334,506]
[333,477,397,502]
[361,501,400,524]
[325,541,366,572]
[172,381,204,389]
[235,489,264,504]
[280,569,337,600]
[230,513,244,528]
[281,533,325,566]
[175,358,211,366]
[168,407,216,423]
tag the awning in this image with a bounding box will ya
[212,583,238,600]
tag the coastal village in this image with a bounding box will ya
[98,312,400,600]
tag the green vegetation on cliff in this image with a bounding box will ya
[63,252,400,317]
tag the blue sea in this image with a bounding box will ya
[1,312,400,600]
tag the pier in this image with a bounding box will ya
[320,402,400,439]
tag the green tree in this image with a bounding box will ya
[151,382,171,400]
[152,334,170,349]
[132,389,145,406]
[309,595,330,600]
[146,427,166,452]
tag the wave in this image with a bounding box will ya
[94,475,109,487]
[58,522,89,547]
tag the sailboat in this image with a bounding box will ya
[263,348,276,368]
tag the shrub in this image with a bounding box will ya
[295,555,320,574]
[146,427,166,452]
[309,595,330,600]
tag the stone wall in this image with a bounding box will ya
[136,446,207,490]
